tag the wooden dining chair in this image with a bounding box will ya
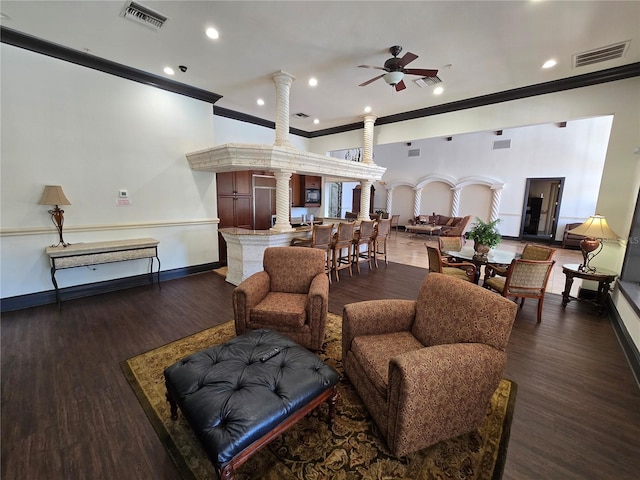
[484,244,555,284]
[484,259,555,323]
[425,244,477,283]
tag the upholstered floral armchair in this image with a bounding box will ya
[233,246,329,351]
[342,273,517,457]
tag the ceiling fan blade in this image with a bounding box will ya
[404,68,439,77]
[398,52,418,67]
[359,74,385,87]
[358,64,387,71]
[395,80,407,91]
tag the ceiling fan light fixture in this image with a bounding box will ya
[383,71,404,86]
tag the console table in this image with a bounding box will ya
[46,238,160,307]
[561,263,617,315]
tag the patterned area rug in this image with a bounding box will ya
[122,313,516,480]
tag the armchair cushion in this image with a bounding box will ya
[250,292,307,327]
[351,331,423,396]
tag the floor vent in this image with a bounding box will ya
[413,75,443,88]
[121,1,168,30]
[294,112,310,118]
[493,139,511,150]
[408,148,421,157]
[573,41,629,68]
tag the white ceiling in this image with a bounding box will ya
[1,1,638,133]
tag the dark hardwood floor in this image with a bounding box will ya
[2,263,639,479]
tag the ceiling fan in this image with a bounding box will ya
[358,45,438,91]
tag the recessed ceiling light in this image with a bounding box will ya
[313,119,320,124]
[433,86,444,95]
[542,59,557,69]
[163,66,175,75]
[364,106,372,113]
[205,27,219,39]
[308,78,318,87]
[257,98,265,106]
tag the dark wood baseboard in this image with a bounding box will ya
[0,262,220,313]
[611,283,640,387]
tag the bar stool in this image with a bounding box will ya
[372,218,391,267]
[352,220,376,273]
[290,223,334,282]
[332,222,356,281]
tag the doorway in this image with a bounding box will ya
[520,178,565,242]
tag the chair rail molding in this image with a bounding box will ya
[0,219,218,237]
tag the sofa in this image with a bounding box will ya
[409,214,471,237]
[562,222,586,249]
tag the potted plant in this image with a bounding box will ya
[375,209,388,219]
[467,218,502,256]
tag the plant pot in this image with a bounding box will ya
[474,241,491,257]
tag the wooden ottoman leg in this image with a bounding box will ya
[327,387,338,426]
[217,463,235,480]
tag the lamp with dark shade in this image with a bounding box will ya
[567,215,619,272]
[38,185,71,247]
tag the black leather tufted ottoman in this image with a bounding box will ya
[164,329,339,480]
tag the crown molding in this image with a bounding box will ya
[0,26,222,105]
[3,26,638,138]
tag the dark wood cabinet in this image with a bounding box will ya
[217,171,252,196]
[217,171,253,264]
[304,175,322,207]
[291,173,304,207]
[524,197,543,234]
[352,184,375,214]
[304,175,321,189]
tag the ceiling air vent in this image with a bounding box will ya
[413,75,442,88]
[573,41,630,68]
[493,139,511,150]
[408,148,421,157]
[121,1,168,30]
[293,112,310,118]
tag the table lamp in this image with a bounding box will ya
[567,215,619,272]
[38,185,72,247]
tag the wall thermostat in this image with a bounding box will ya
[119,190,128,198]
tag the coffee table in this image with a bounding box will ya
[406,224,442,236]
[164,329,339,480]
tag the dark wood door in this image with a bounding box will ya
[253,189,275,230]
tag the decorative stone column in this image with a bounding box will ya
[362,115,377,164]
[272,71,295,148]
[451,187,462,217]
[490,186,503,222]
[271,170,294,232]
[385,187,393,215]
[358,180,373,222]
[413,188,422,217]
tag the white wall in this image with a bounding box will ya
[366,116,613,238]
[311,77,640,354]
[1,44,217,298]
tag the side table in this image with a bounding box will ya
[561,263,617,315]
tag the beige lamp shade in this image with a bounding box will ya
[568,215,619,240]
[38,185,71,206]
